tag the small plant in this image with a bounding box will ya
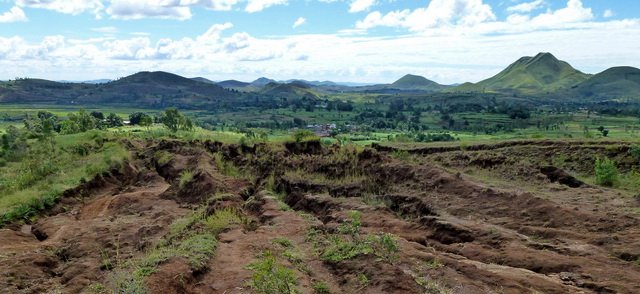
[312,281,331,294]
[179,170,194,188]
[595,157,618,187]
[204,208,247,235]
[272,237,293,248]
[106,270,147,294]
[155,151,173,166]
[391,150,410,161]
[377,233,399,262]
[248,251,298,294]
[424,258,443,269]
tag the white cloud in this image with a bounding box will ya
[245,0,287,13]
[507,0,544,13]
[16,0,103,16]
[0,6,28,23]
[106,0,192,20]
[0,0,638,84]
[529,0,592,26]
[356,0,496,31]
[349,0,376,13]
[603,9,614,18]
[293,17,306,28]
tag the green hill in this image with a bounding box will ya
[571,66,640,100]
[0,71,239,108]
[390,74,449,91]
[453,53,590,95]
[260,82,320,100]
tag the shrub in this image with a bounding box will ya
[595,157,618,187]
[291,129,317,143]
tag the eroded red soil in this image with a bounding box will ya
[1,139,639,293]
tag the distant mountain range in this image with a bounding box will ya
[0,52,638,108]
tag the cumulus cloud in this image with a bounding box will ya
[14,0,252,20]
[603,9,614,18]
[528,0,592,26]
[106,0,192,20]
[356,0,495,31]
[0,6,28,23]
[16,0,103,16]
[293,17,306,28]
[0,0,638,84]
[245,0,287,13]
[507,0,545,13]
[349,0,376,13]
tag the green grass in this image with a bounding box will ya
[0,131,129,225]
[312,281,331,294]
[248,251,298,294]
[179,170,195,188]
[311,211,400,263]
[204,208,247,235]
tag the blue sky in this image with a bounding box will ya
[0,0,639,84]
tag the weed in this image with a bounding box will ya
[317,212,399,263]
[179,170,194,188]
[212,152,239,177]
[424,258,443,270]
[415,277,454,294]
[272,237,293,248]
[357,273,369,288]
[106,270,147,294]
[248,251,298,294]
[155,151,173,166]
[312,281,331,294]
[391,150,410,161]
[177,234,217,271]
[86,283,109,294]
[204,208,247,235]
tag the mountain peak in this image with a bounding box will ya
[251,77,276,86]
[460,52,590,94]
[392,74,437,87]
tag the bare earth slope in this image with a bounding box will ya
[1,139,639,293]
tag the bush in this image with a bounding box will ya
[595,157,618,187]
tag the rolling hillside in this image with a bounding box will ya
[571,66,640,100]
[0,71,239,108]
[259,81,320,100]
[454,53,591,95]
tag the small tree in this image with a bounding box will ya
[106,113,124,128]
[161,108,181,132]
[139,115,153,130]
[594,157,618,187]
[160,108,193,132]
